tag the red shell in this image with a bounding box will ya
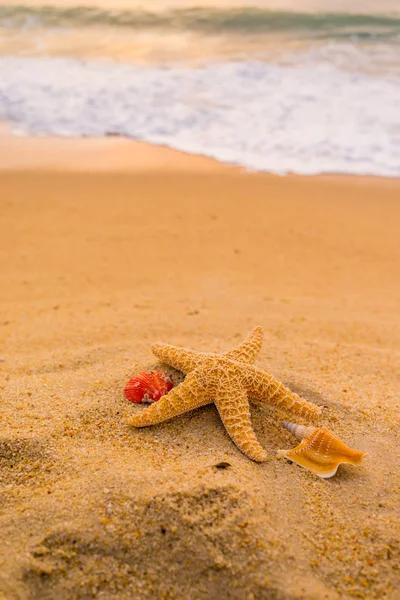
[124,371,173,404]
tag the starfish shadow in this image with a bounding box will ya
[281,380,327,408]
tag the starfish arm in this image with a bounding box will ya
[128,370,210,427]
[222,326,264,364]
[214,381,268,463]
[152,342,209,374]
[245,367,322,420]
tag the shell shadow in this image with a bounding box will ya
[152,362,185,387]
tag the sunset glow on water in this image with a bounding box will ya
[1,0,399,176]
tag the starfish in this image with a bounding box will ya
[128,327,322,462]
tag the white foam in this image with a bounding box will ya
[0,56,399,176]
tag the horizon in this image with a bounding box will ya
[1,0,400,15]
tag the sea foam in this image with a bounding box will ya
[0,56,399,176]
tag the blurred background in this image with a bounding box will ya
[1,0,399,175]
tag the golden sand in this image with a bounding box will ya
[0,137,400,599]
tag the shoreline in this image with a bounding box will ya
[1,128,399,185]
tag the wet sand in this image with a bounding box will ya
[0,138,400,599]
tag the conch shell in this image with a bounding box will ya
[277,421,367,478]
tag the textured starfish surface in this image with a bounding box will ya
[128,327,322,462]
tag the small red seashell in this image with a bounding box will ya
[124,371,173,404]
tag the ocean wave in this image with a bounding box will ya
[1,6,400,40]
[1,56,399,177]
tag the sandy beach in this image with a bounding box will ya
[0,136,399,599]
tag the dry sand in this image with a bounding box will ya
[0,138,400,599]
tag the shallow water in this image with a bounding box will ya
[0,2,399,176]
